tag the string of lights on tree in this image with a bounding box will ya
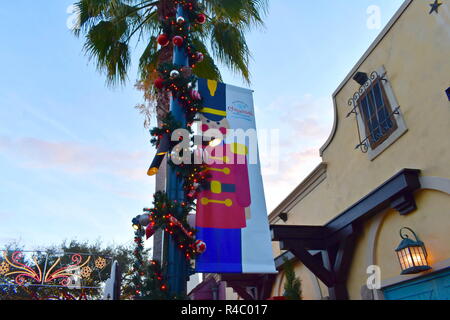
[131,0,208,299]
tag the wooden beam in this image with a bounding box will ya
[333,233,357,280]
[283,240,335,287]
[231,286,255,301]
[271,225,330,241]
[259,274,276,300]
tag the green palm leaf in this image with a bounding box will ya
[75,0,267,87]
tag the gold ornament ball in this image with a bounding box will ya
[0,261,10,275]
[95,257,107,269]
[81,266,92,278]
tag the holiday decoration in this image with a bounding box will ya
[154,77,165,90]
[137,0,235,298]
[130,225,181,300]
[138,214,151,226]
[190,89,201,100]
[94,257,107,270]
[0,250,110,287]
[81,266,92,278]
[147,133,171,176]
[429,0,442,14]
[197,13,206,24]
[195,240,207,254]
[173,35,184,47]
[157,34,170,47]
[146,222,156,239]
[194,79,276,274]
[0,261,10,275]
[139,191,206,260]
[170,69,180,79]
[196,52,204,62]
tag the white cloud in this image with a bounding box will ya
[0,136,151,182]
[259,94,334,212]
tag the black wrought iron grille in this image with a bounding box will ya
[358,79,397,148]
[347,71,399,153]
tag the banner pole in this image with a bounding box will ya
[166,3,189,297]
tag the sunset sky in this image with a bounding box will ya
[0,0,404,250]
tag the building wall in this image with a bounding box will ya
[322,0,450,214]
[271,0,450,300]
[331,1,450,299]
[346,189,450,299]
[289,0,450,227]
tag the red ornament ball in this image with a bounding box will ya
[173,35,184,47]
[197,13,206,24]
[154,78,164,90]
[157,34,170,47]
[196,52,204,62]
[195,240,207,254]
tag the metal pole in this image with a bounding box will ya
[166,3,189,297]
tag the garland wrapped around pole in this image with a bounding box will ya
[131,224,179,300]
[132,0,208,299]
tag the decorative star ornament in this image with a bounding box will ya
[429,0,442,14]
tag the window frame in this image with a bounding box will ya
[357,77,398,149]
[354,66,408,161]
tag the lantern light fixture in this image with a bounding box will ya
[395,227,431,275]
[278,212,288,222]
[352,71,369,86]
[132,217,141,230]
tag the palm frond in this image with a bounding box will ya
[84,20,131,85]
[75,0,268,87]
[190,38,222,82]
[210,21,251,83]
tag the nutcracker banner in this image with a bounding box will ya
[194,79,276,274]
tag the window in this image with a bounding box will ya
[357,77,398,149]
[348,66,408,160]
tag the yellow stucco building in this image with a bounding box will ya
[270,0,450,300]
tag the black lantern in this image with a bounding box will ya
[278,212,288,222]
[352,72,369,86]
[396,227,431,275]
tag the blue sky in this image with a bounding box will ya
[0,0,405,250]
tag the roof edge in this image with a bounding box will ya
[319,0,413,156]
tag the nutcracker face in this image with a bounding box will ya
[198,113,230,140]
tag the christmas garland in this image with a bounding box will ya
[154,62,203,124]
[157,0,206,68]
[132,0,209,298]
[143,191,198,260]
[131,225,178,300]
[149,112,185,148]
[131,226,145,299]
